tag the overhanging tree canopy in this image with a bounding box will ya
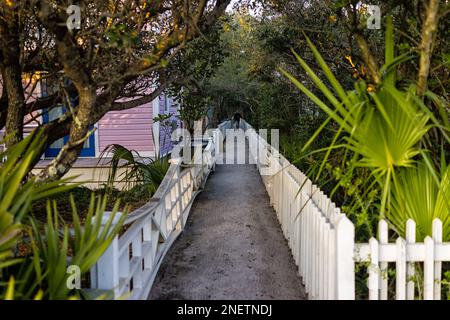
[0,0,231,180]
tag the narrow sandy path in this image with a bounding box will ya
[149,142,306,300]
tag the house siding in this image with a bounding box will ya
[98,102,155,154]
[1,77,182,160]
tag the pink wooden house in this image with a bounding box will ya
[1,76,182,186]
[39,84,181,160]
[73,93,181,159]
[0,77,182,186]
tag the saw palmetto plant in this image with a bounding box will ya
[99,143,170,196]
[388,159,450,241]
[281,17,450,241]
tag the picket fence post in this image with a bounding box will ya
[378,220,388,300]
[406,219,416,300]
[424,236,435,300]
[395,237,407,300]
[433,219,442,300]
[91,212,123,298]
[368,237,379,300]
[335,215,355,299]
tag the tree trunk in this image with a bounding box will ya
[3,64,25,148]
[1,14,25,148]
[355,33,381,86]
[417,0,441,97]
[37,88,96,181]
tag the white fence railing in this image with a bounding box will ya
[355,218,450,300]
[90,134,218,299]
[243,121,355,300]
[91,120,450,300]
[242,120,450,300]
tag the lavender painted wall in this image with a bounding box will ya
[158,94,182,157]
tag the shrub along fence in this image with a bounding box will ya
[243,120,450,300]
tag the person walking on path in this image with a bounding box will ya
[232,112,242,130]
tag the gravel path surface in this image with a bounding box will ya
[149,143,306,300]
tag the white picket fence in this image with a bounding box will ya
[355,218,450,300]
[242,120,450,300]
[90,135,218,299]
[243,121,355,299]
[91,120,450,300]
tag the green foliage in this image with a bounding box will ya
[105,23,139,48]
[0,131,75,271]
[153,113,176,130]
[389,161,450,241]
[443,269,450,300]
[167,17,229,129]
[178,93,211,132]
[0,131,124,300]
[283,18,450,243]
[26,195,124,300]
[99,144,170,197]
